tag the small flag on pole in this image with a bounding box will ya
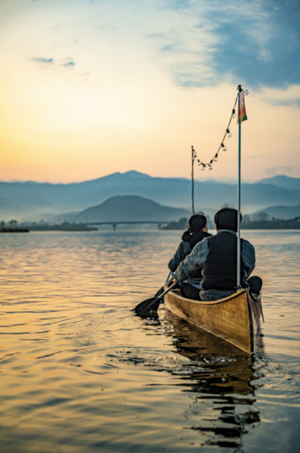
[237,90,247,123]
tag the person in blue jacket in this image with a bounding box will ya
[168,213,212,287]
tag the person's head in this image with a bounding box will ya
[182,213,208,241]
[214,207,242,232]
[188,214,208,233]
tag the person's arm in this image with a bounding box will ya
[174,238,209,282]
[168,241,191,272]
[242,240,256,278]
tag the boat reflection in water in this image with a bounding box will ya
[159,307,265,450]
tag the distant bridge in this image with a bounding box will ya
[85,221,170,230]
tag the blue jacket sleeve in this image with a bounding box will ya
[168,241,192,272]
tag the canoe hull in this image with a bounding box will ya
[164,288,261,353]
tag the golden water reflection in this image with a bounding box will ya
[0,230,299,452]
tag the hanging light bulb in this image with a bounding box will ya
[243,89,249,96]
[214,154,218,162]
[226,128,232,138]
[232,109,236,119]
[221,143,227,152]
[209,165,213,171]
[201,166,205,171]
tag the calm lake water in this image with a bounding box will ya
[0,230,300,452]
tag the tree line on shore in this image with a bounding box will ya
[2,212,300,232]
[162,214,300,230]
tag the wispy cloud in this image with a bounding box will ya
[61,58,75,67]
[150,0,300,89]
[260,85,300,107]
[31,57,76,69]
[264,166,294,177]
[31,57,53,64]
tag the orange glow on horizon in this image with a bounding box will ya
[0,0,299,183]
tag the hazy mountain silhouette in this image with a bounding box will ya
[253,204,300,220]
[50,195,191,223]
[258,175,300,191]
[1,171,300,221]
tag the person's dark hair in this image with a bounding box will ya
[214,207,242,232]
[182,213,207,241]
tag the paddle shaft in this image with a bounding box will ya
[155,282,178,301]
[164,271,172,285]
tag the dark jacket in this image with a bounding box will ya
[168,231,212,273]
[201,232,246,290]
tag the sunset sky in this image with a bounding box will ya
[1,0,300,183]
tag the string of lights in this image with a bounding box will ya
[192,88,249,171]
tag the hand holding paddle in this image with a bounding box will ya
[134,281,178,317]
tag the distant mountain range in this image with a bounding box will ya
[1,170,300,222]
[49,198,300,225]
[254,204,300,220]
[259,175,300,191]
[50,196,190,223]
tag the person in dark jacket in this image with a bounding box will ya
[168,214,212,286]
[173,207,262,300]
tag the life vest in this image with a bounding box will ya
[201,232,245,290]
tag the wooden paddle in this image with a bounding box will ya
[153,271,173,297]
[134,282,177,317]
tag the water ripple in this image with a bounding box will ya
[0,230,299,452]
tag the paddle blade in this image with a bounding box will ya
[134,297,160,317]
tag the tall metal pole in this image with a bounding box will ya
[237,119,241,288]
[191,146,195,214]
[237,86,242,289]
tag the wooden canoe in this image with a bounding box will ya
[164,287,262,353]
